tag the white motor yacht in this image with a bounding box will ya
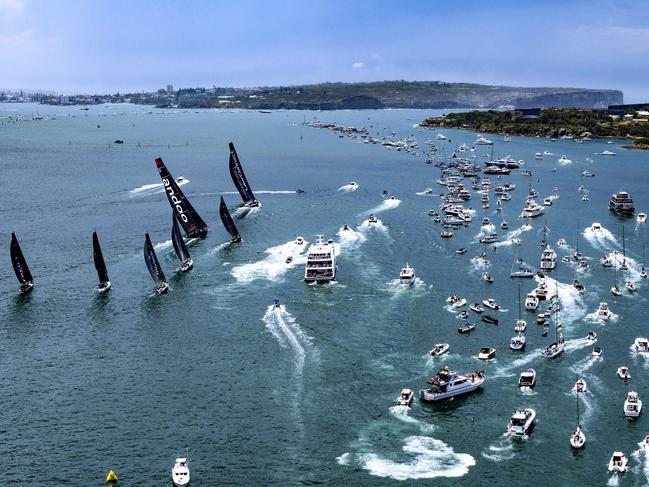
[475,136,493,145]
[592,346,603,357]
[635,337,649,353]
[429,343,450,357]
[396,388,414,407]
[601,150,616,156]
[478,347,496,360]
[520,199,544,218]
[608,451,628,473]
[624,391,642,417]
[507,408,536,436]
[609,191,635,214]
[483,298,499,310]
[172,457,190,487]
[518,368,536,388]
[525,293,539,311]
[419,368,485,402]
[596,302,610,320]
[540,248,557,271]
[617,367,631,380]
[399,264,416,286]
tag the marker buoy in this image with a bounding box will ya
[106,469,118,483]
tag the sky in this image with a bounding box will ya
[1,0,648,101]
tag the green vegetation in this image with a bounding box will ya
[421,108,649,149]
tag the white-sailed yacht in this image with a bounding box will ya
[304,235,336,283]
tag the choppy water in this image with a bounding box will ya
[2,103,649,485]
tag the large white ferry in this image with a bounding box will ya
[609,191,635,214]
[304,235,336,283]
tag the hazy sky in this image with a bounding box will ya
[2,0,648,101]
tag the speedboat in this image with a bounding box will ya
[535,152,543,160]
[396,388,414,407]
[399,264,416,286]
[601,254,614,267]
[455,248,467,255]
[525,293,539,311]
[638,212,647,223]
[475,136,493,145]
[601,150,616,156]
[483,298,499,310]
[285,256,293,264]
[507,408,536,436]
[452,298,467,308]
[429,343,450,357]
[543,197,552,206]
[574,377,587,393]
[617,367,631,380]
[534,282,548,300]
[624,391,642,417]
[592,346,603,357]
[368,214,378,224]
[570,426,585,449]
[501,220,509,230]
[557,238,567,246]
[635,337,649,352]
[458,323,476,333]
[586,331,597,340]
[573,280,585,293]
[509,334,526,351]
[596,302,610,320]
[608,451,627,473]
[482,272,494,283]
[172,457,190,487]
[611,285,623,296]
[419,367,485,401]
[470,303,484,313]
[558,155,572,164]
[295,236,305,245]
[642,267,648,279]
[518,369,536,388]
[440,231,453,238]
[482,315,499,325]
[514,319,527,332]
[626,279,636,292]
[478,347,496,360]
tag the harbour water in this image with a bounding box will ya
[2,103,649,485]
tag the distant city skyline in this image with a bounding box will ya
[2,0,648,102]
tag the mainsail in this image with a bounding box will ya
[155,158,208,239]
[144,233,166,285]
[219,197,241,242]
[92,231,110,285]
[171,215,191,264]
[10,232,33,286]
[228,142,258,206]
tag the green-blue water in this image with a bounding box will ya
[2,103,649,486]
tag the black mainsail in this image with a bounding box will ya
[144,233,167,286]
[228,142,259,207]
[171,215,191,264]
[155,158,208,239]
[10,232,33,291]
[92,231,110,285]
[219,197,241,242]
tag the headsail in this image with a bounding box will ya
[93,231,110,285]
[155,158,208,239]
[10,232,33,286]
[228,142,259,206]
[144,233,166,285]
[171,215,191,264]
[219,197,241,242]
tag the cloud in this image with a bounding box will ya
[352,61,364,69]
[0,0,24,15]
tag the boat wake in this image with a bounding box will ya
[494,224,533,247]
[388,277,431,295]
[631,442,649,484]
[221,189,297,195]
[154,239,173,251]
[231,238,309,283]
[338,183,359,192]
[610,250,644,282]
[583,223,619,251]
[361,198,401,217]
[337,226,367,251]
[585,309,620,324]
[389,406,435,434]
[492,348,544,378]
[534,275,586,323]
[358,219,389,235]
[261,304,316,375]
[128,178,189,197]
[482,434,514,462]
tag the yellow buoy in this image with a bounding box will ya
[106,469,119,483]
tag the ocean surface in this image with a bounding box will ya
[2,103,649,486]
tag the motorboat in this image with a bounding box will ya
[455,248,467,255]
[557,238,567,246]
[543,197,552,206]
[581,170,595,177]
[609,191,635,214]
[479,234,499,244]
[440,231,454,238]
[285,256,293,264]
[501,220,509,230]
[592,346,603,357]
[399,264,416,286]
[518,369,536,388]
[540,248,557,271]
[452,298,467,308]
[624,391,642,417]
[617,367,631,380]
[638,212,647,223]
[573,280,585,293]
[483,298,499,310]
[596,302,610,320]
[586,331,597,341]
[396,388,414,407]
[642,267,648,279]
[558,155,572,164]
[458,323,476,334]
[608,451,627,473]
[611,285,623,296]
[172,457,190,487]
[295,236,305,245]
[478,347,496,360]
[469,303,484,313]
[429,343,450,357]
[520,199,544,218]
[525,293,539,311]
[509,334,526,351]
[482,271,494,283]
[601,254,614,267]
[475,136,493,145]
[534,282,548,300]
[514,319,527,332]
[635,337,649,352]
[535,152,543,160]
[482,315,499,325]
[419,367,485,401]
[601,150,616,156]
[574,377,587,393]
[511,237,523,246]
[507,408,536,436]
[368,214,378,223]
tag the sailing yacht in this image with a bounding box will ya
[92,231,111,293]
[144,233,169,294]
[543,290,564,358]
[219,197,241,243]
[570,393,586,449]
[304,235,336,283]
[10,233,34,294]
[172,216,193,272]
[229,142,261,208]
